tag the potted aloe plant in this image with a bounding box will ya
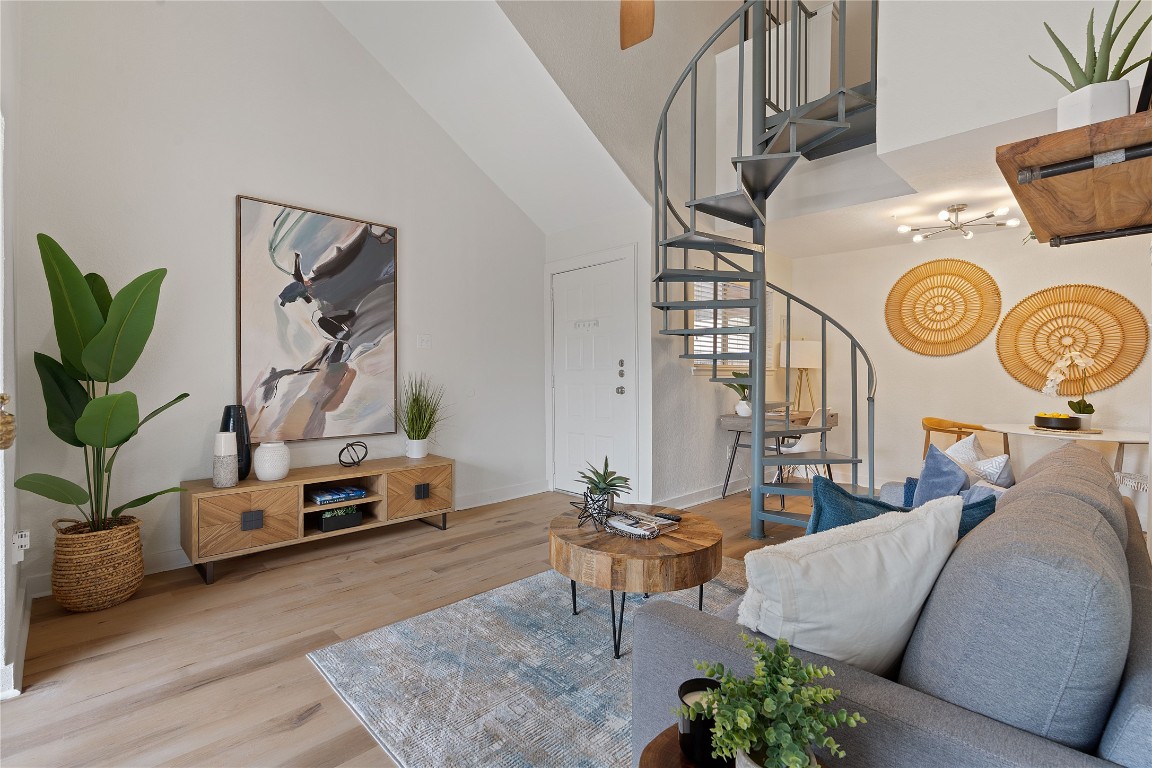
[1030,0,1152,129]
[14,234,188,612]
[395,373,446,458]
[681,634,866,768]
[577,456,631,513]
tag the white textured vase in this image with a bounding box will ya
[735,400,753,417]
[1077,413,1093,430]
[405,438,429,459]
[1057,81,1130,131]
[253,441,290,481]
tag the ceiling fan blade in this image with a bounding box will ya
[620,0,654,50]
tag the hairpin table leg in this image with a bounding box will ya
[570,579,578,615]
[698,584,704,611]
[610,590,627,659]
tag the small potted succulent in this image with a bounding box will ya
[681,634,866,768]
[1030,0,1152,130]
[576,456,631,513]
[723,372,753,417]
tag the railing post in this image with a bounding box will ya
[837,0,847,92]
[752,0,767,154]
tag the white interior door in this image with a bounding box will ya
[551,258,637,498]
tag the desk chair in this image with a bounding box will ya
[779,408,833,479]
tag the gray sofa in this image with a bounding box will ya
[632,444,1151,767]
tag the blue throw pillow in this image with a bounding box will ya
[807,475,907,535]
[808,475,998,540]
[911,445,969,507]
[903,477,918,507]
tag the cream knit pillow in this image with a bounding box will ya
[737,496,963,676]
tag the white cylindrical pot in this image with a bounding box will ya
[212,431,239,488]
[1077,413,1093,430]
[1056,81,1130,131]
[253,441,291,481]
[735,400,753,417]
[406,438,429,459]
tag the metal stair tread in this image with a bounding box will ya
[660,326,756,336]
[679,352,753,361]
[762,451,861,466]
[652,299,757,310]
[660,231,762,255]
[654,269,761,283]
[686,190,762,227]
[760,480,875,497]
[732,153,802,197]
[763,118,849,155]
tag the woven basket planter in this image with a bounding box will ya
[51,516,144,612]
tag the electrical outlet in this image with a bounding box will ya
[12,530,29,563]
[416,334,432,350]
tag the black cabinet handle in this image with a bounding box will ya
[241,509,265,531]
[414,483,430,500]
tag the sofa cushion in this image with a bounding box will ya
[808,475,995,539]
[912,445,968,506]
[1097,500,1152,767]
[1001,445,1127,548]
[739,496,962,677]
[899,494,1132,751]
[1018,442,1114,483]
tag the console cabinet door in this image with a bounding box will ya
[198,486,299,558]
[387,465,453,520]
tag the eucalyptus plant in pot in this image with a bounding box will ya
[1030,0,1151,130]
[395,373,445,458]
[14,234,188,612]
[681,634,866,768]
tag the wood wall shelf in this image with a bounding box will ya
[996,110,1152,246]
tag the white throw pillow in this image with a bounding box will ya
[972,453,1014,487]
[737,496,963,676]
[944,434,987,469]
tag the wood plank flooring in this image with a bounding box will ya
[0,491,806,767]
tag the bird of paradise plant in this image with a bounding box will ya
[14,234,188,531]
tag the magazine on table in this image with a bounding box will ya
[605,510,678,539]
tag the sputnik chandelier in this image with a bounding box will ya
[897,204,1021,243]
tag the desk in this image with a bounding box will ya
[719,411,840,497]
[982,424,1149,472]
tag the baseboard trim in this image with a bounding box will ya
[26,546,193,599]
[456,481,550,511]
[656,479,750,510]
[0,582,31,700]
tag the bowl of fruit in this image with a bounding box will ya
[1035,412,1081,431]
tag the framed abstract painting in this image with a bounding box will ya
[236,196,397,442]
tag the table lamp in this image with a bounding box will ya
[779,339,822,411]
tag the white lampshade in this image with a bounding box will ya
[778,339,823,369]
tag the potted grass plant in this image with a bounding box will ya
[1030,0,1152,129]
[14,234,188,612]
[681,634,866,768]
[395,373,446,458]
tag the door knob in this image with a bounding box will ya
[616,386,626,395]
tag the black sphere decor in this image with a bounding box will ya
[220,405,252,480]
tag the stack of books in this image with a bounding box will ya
[605,510,679,539]
[308,486,368,505]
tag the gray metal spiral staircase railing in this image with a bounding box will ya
[653,0,879,538]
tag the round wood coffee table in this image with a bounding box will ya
[549,504,723,658]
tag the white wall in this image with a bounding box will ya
[791,230,1151,527]
[878,1,1152,155]
[1,0,30,698]
[10,0,548,594]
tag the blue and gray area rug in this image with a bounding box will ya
[308,558,747,768]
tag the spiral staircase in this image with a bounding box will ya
[652,0,880,537]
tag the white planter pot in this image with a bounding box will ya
[1076,413,1093,430]
[735,746,819,768]
[405,438,429,458]
[1056,81,1130,131]
[735,400,753,417]
[253,441,290,481]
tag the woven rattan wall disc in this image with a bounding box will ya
[997,284,1148,395]
[885,259,1001,356]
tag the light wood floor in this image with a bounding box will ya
[0,491,807,768]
